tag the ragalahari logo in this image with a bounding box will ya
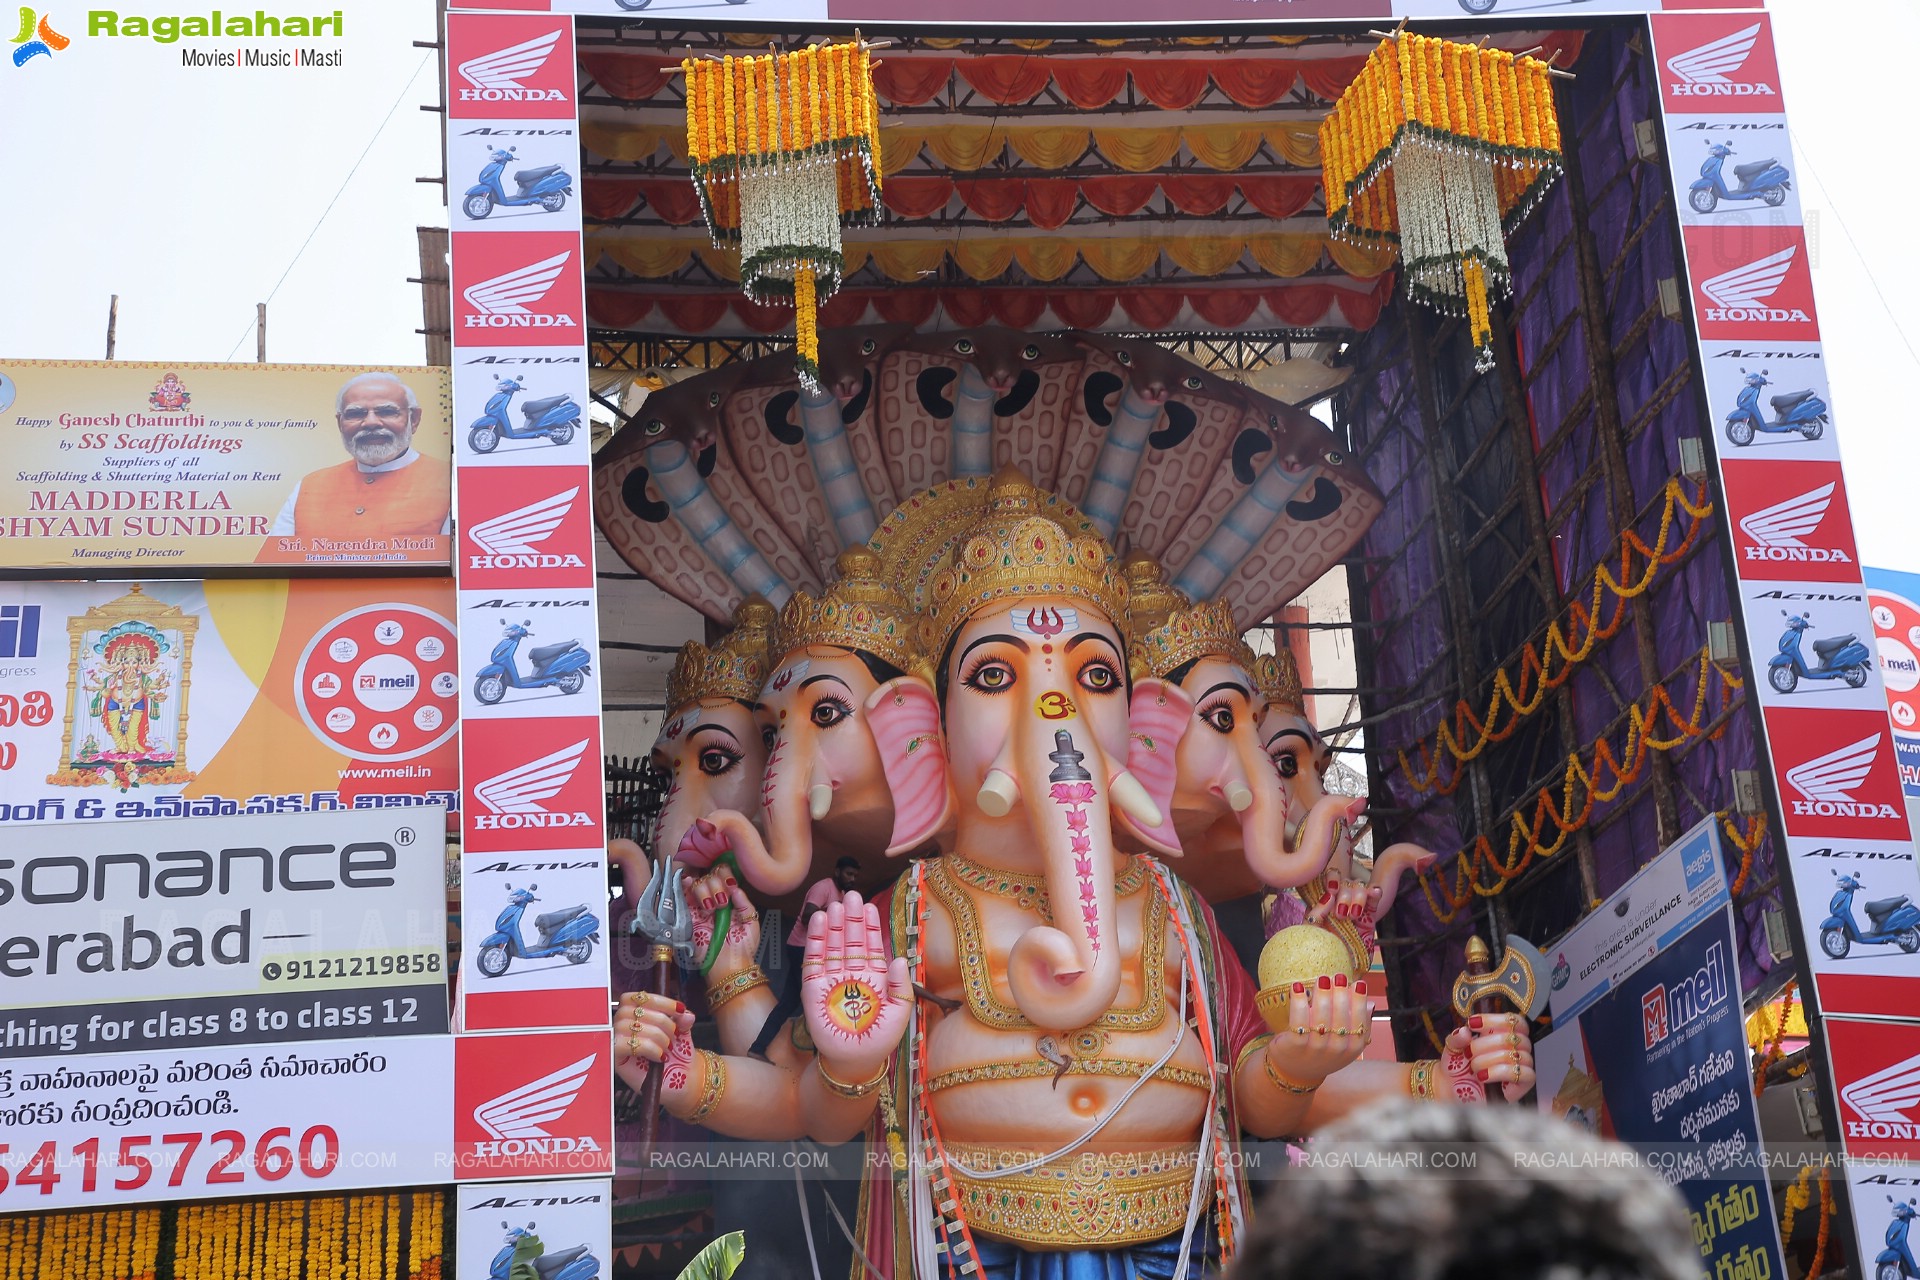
[468,487,586,570]
[1841,1051,1920,1143]
[1785,733,1900,821]
[1665,23,1775,100]
[473,737,593,830]
[1699,246,1809,326]
[463,252,575,331]
[1737,482,1847,566]
[457,29,564,103]
[10,8,70,65]
[472,1053,601,1155]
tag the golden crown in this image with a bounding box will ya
[1252,645,1305,715]
[775,547,930,680]
[1134,597,1258,684]
[918,470,1127,661]
[663,596,777,714]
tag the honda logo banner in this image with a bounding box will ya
[453,1029,613,1180]
[1827,1019,1920,1163]
[447,6,607,1051]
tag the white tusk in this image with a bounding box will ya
[809,783,834,821]
[1226,782,1254,813]
[1109,769,1162,829]
[976,769,1019,818]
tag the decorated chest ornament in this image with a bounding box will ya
[680,39,884,394]
[1122,554,1257,683]
[663,595,779,717]
[1320,29,1567,371]
[909,470,1129,661]
[775,546,932,683]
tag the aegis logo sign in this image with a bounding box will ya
[1683,230,1821,339]
[1652,13,1783,114]
[457,468,594,587]
[454,1031,612,1178]
[1721,460,1859,583]
[463,719,602,852]
[1765,709,1912,841]
[451,233,585,349]
[446,14,575,120]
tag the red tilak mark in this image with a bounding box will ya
[772,668,795,691]
[663,716,687,740]
[1027,607,1065,638]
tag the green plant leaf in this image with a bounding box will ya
[677,1231,746,1280]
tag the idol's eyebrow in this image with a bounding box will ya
[1198,681,1251,703]
[1065,633,1120,656]
[798,674,852,691]
[958,633,1030,667]
[1265,727,1315,752]
[689,724,739,742]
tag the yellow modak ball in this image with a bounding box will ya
[1258,923,1360,992]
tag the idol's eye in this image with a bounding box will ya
[761,726,777,751]
[954,338,975,355]
[1115,350,1132,366]
[707,391,722,408]
[861,338,877,355]
[698,746,743,776]
[1023,344,1041,360]
[1185,375,1203,390]
[962,657,1015,693]
[1200,702,1235,733]
[1077,661,1120,694]
[645,419,666,436]
[1272,752,1300,779]
[810,697,853,728]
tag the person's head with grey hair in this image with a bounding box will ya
[334,372,423,467]
[1231,1100,1699,1280]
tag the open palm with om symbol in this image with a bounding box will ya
[802,890,913,1085]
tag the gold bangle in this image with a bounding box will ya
[1408,1058,1438,1102]
[707,967,769,1012]
[815,1055,889,1099]
[1263,1058,1320,1096]
[1234,1033,1276,1076]
[687,1050,728,1125]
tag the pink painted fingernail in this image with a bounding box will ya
[1469,1015,1484,1030]
[1333,974,1348,989]
[1355,981,1367,996]
[1317,976,1332,991]
[1292,982,1306,995]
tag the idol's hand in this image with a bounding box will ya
[1263,974,1374,1091]
[801,891,912,1087]
[613,991,695,1103]
[687,867,760,979]
[1306,871,1373,925]
[1440,1013,1536,1103]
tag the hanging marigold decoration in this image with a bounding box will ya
[1320,32,1563,370]
[683,39,883,392]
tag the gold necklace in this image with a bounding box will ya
[940,850,1151,920]
[924,856,1167,1033]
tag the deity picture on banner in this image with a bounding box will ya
[51,585,199,792]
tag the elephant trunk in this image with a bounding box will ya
[1001,725,1123,1032]
[736,730,819,896]
[1245,792,1366,890]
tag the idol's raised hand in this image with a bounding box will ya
[800,891,913,1090]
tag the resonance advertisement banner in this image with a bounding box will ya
[0,808,449,1061]
[0,578,459,824]
[0,361,451,570]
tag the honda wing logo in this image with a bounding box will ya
[1841,1052,1920,1142]
[471,1053,603,1157]
[1666,23,1774,98]
[469,487,587,570]
[1700,246,1809,325]
[457,30,568,103]
[1785,734,1897,820]
[1738,482,1847,565]
[473,739,594,830]
[463,252,576,331]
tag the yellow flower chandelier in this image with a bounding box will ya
[683,40,884,392]
[1321,32,1564,370]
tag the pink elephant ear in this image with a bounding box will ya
[1115,677,1192,857]
[864,676,951,855]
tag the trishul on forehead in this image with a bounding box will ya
[663,595,778,716]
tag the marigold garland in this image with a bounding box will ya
[1321,31,1563,368]
[1752,982,1797,1098]
[683,39,883,391]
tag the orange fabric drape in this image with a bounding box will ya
[1123,289,1184,329]
[1022,179,1081,231]
[1238,174,1319,219]
[1297,54,1370,102]
[956,56,1053,105]
[883,176,958,219]
[1184,124,1266,171]
[1050,60,1131,109]
[1130,61,1212,110]
[1160,174,1236,217]
[586,291,653,329]
[657,294,731,332]
[953,178,1028,223]
[1188,289,1262,328]
[640,180,704,226]
[579,52,674,101]
[1088,127,1182,172]
[1208,60,1299,108]
[584,179,645,221]
[1081,175,1160,218]
[874,56,955,105]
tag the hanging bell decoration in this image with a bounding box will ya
[1320,33,1563,371]
[683,40,883,392]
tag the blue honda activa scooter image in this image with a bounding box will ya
[1725,368,1828,448]
[1769,610,1872,694]
[469,376,581,454]
[1821,873,1920,961]
[488,1221,600,1280]
[464,147,574,221]
[1879,1198,1918,1280]
[475,620,592,706]
[478,885,601,978]
[1688,142,1791,215]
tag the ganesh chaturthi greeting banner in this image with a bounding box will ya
[0,361,450,570]
[0,579,458,823]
